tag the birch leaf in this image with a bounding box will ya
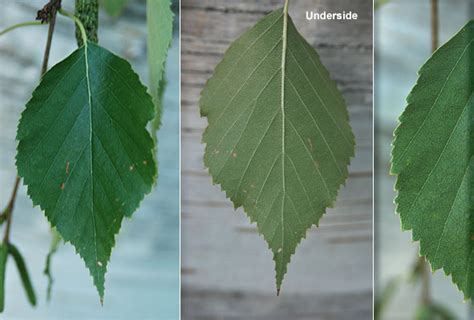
[8,244,36,307]
[147,0,174,132]
[391,21,474,300]
[201,7,355,292]
[16,41,156,301]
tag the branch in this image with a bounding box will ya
[2,178,20,243]
[0,21,44,36]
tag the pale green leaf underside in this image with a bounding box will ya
[391,21,474,300]
[147,0,174,133]
[16,41,156,300]
[201,8,354,290]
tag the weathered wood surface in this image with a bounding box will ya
[0,1,179,319]
[181,1,373,319]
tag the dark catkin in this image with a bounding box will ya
[36,0,61,23]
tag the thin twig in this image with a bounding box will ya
[41,6,59,75]
[2,0,61,244]
[0,21,44,36]
[3,178,20,243]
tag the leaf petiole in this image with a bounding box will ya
[0,21,44,37]
[58,8,88,45]
[283,0,290,14]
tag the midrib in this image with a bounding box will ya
[84,42,100,277]
[278,0,289,283]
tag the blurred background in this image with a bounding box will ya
[181,0,373,319]
[0,0,179,319]
[375,0,474,318]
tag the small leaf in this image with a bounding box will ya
[201,7,354,291]
[391,21,474,300]
[415,303,457,320]
[100,0,129,17]
[0,213,7,226]
[8,244,36,307]
[374,276,402,319]
[147,0,174,133]
[0,244,8,312]
[43,229,62,301]
[16,41,156,300]
[429,303,457,320]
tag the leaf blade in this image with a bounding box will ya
[8,244,36,306]
[391,21,474,300]
[147,0,174,133]
[201,8,354,291]
[16,42,156,300]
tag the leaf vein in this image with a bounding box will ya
[394,39,474,168]
[286,76,345,178]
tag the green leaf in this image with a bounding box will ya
[391,21,474,300]
[200,7,354,291]
[415,303,457,320]
[429,302,457,320]
[43,229,62,301]
[8,244,36,307]
[0,244,8,312]
[147,0,174,133]
[100,0,129,17]
[16,41,156,300]
[374,276,402,319]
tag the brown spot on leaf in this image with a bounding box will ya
[129,164,135,171]
[308,137,313,151]
[232,152,237,158]
[313,160,320,169]
[143,160,148,165]
[60,183,65,190]
[66,161,70,174]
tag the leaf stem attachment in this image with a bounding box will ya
[283,0,290,14]
[58,9,88,46]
